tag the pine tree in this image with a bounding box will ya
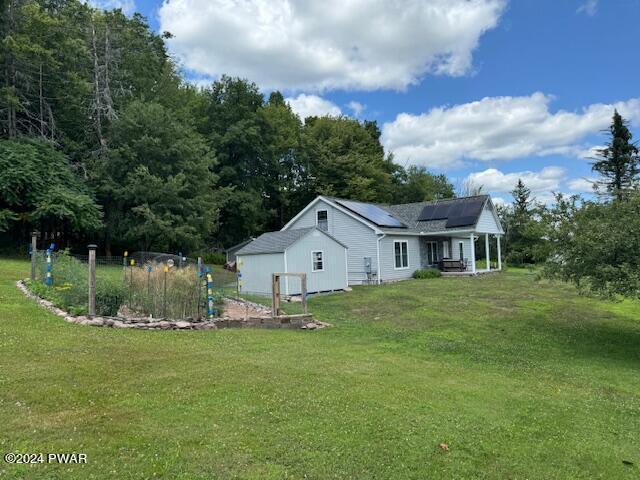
[503,179,547,265]
[592,110,639,201]
[512,179,531,218]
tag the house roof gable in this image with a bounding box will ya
[236,227,347,256]
[282,194,504,237]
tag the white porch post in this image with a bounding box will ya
[485,233,490,272]
[497,235,502,271]
[469,233,476,274]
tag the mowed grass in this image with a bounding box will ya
[1,259,639,479]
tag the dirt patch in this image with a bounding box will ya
[222,297,270,319]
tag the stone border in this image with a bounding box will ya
[17,280,330,331]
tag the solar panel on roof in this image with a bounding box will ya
[335,199,406,228]
[418,203,452,221]
[418,197,486,228]
[446,215,478,228]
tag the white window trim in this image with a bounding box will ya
[315,209,328,229]
[426,240,438,265]
[393,240,409,270]
[311,250,325,272]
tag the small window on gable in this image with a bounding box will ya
[316,210,328,231]
[312,251,324,272]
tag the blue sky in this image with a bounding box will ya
[98,0,640,204]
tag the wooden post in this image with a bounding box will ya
[301,273,308,315]
[88,244,97,318]
[485,234,490,272]
[497,235,502,271]
[197,257,202,319]
[163,264,168,318]
[30,231,38,280]
[271,273,281,316]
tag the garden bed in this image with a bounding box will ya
[18,280,329,330]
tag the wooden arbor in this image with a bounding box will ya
[271,273,308,316]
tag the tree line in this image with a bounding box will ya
[0,0,454,254]
[498,110,640,299]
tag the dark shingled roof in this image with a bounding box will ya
[325,195,491,234]
[380,195,490,234]
[236,227,347,255]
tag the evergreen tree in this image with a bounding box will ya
[512,179,531,218]
[592,110,639,201]
[503,179,547,265]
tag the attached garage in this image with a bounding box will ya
[236,227,348,296]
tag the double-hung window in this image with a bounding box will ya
[316,210,328,231]
[394,241,409,269]
[312,251,324,272]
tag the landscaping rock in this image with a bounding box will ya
[175,321,192,329]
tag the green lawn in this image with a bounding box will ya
[1,259,639,479]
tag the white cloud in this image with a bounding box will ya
[467,166,567,195]
[382,93,640,170]
[577,0,598,16]
[158,0,506,91]
[347,101,366,117]
[285,94,341,119]
[567,177,597,192]
[88,0,135,15]
[577,145,605,159]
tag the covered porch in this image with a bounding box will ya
[419,233,503,275]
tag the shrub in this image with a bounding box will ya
[412,268,442,279]
[96,279,127,316]
[200,251,226,265]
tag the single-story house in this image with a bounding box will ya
[281,194,504,285]
[236,227,348,296]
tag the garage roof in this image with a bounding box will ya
[236,227,347,255]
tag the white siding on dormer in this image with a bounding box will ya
[475,205,502,234]
[284,199,379,284]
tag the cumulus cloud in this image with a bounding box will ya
[466,167,567,196]
[577,145,605,159]
[577,0,598,16]
[285,94,341,119]
[158,0,506,91]
[567,177,597,192]
[382,93,640,170]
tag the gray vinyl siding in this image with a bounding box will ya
[379,235,421,281]
[237,230,348,296]
[285,229,348,294]
[475,205,502,234]
[285,199,379,285]
[451,236,474,271]
[237,253,284,296]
